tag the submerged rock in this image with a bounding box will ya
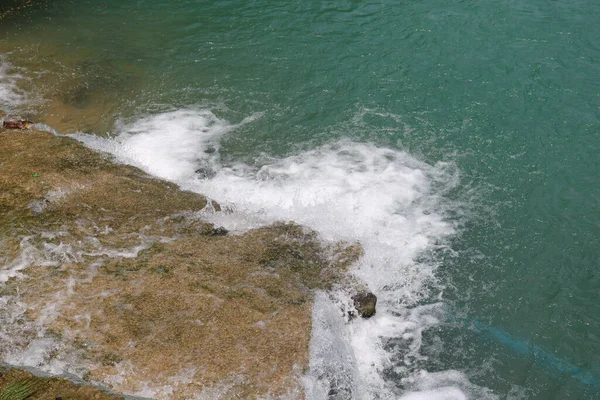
[0,45,142,134]
[352,291,377,319]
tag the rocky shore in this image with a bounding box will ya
[0,122,362,398]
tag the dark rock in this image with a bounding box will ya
[347,310,356,321]
[328,386,352,400]
[210,200,222,212]
[3,120,33,129]
[206,226,229,236]
[352,291,377,319]
[194,167,216,179]
[327,375,353,400]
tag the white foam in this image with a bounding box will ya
[0,236,40,283]
[304,292,362,399]
[0,295,88,377]
[399,370,499,400]
[6,338,65,374]
[0,230,175,383]
[0,57,27,110]
[77,109,260,182]
[400,387,468,400]
[74,109,489,399]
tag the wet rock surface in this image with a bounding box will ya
[0,128,362,399]
[0,364,124,400]
[352,291,377,319]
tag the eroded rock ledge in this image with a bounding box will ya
[0,128,362,399]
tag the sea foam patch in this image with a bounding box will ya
[78,109,229,181]
[75,109,484,399]
[0,57,27,110]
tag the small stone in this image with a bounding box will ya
[206,226,228,236]
[352,291,377,319]
[3,119,33,129]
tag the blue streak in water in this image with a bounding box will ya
[463,318,600,390]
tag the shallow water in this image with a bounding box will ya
[1,0,599,399]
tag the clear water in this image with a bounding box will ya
[1,0,599,399]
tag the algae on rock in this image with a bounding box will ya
[0,365,124,400]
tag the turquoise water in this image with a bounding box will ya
[1,0,599,398]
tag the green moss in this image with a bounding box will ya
[150,264,171,276]
[0,367,123,400]
[1,379,36,400]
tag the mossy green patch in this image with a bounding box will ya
[1,378,36,400]
[0,366,123,400]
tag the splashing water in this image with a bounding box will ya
[75,109,493,399]
[0,58,27,110]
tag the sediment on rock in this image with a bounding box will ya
[0,128,362,399]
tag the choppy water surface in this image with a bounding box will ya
[1,0,599,399]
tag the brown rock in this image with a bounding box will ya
[3,120,33,129]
